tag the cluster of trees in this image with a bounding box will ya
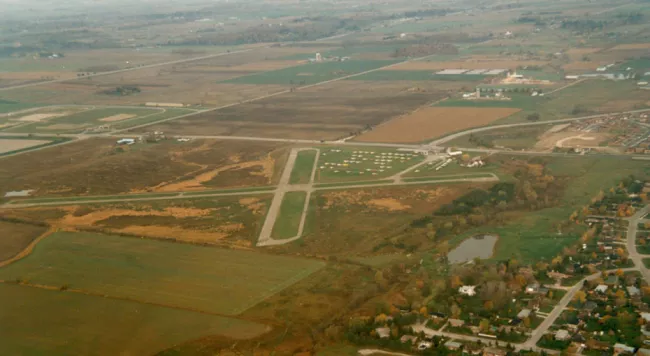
[561,19,609,33]
[101,85,141,96]
[436,182,516,216]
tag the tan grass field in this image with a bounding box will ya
[0,71,77,80]
[16,113,67,122]
[355,107,520,143]
[0,139,50,154]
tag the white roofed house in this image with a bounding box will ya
[459,285,476,296]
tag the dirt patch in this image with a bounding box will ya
[99,114,137,122]
[60,207,214,226]
[239,197,265,214]
[367,198,411,211]
[355,106,520,143]
[116,225,229,243]
[15,113,67,122]
[0,139,50,154]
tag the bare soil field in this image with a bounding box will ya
[0,138,51,154]
[0,138,287,197]
[139,81,444,140]
[0,220,48,261]
[355,106,520,143]
[388,59,549,71]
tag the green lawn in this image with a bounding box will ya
[643,258,650,268]
[316,146,424,183]
[0,231,325,315]
[222,60,398,85]
[0,283,268,356]
[272,191,308,239]
[4,107,162,134]
[290,149,318,184]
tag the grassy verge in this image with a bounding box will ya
[289,150,317,184]
[272,191,308,239]
[314,179,393,189]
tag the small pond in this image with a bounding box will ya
[447,234,498,264]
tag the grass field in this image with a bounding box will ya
[0,283,269,355]
[349,70,488,82]
[272,191,308,239]
[0,231,325,315]
[315,147,424,182]
[222,60,398,85]
[444,125,552,150]
[452,155,650,262]
[0,221,48,261]
[0,99,41,114]
[4,107,163,134]
[289,149,317,184]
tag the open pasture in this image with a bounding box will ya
[3,195,272,246]
[0,138,286,197]
[315,147,425,182]
[283,184,479,256]
[0,231,326,315]
[138,81,442,140]
[0,283,269,356]
[289,149,318,184]
[272,191,308,239]
[0,221,48,262]
[355,107,520,143]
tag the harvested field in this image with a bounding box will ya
[355,107,520,143]
[140,81,443,140]
[16,113,68,122]
[0,284,269,355]
[0,138,51,154]
[0,138,286,197]
[0,220,48,261]
[0,231,325,315]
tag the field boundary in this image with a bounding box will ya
[0,228,55,268]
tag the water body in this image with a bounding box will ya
[447,234,498,264]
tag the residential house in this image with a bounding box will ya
[555,329,571,341]
[642,312,650,323]
[627,286,641,297]
[517,309,531,319]
[526,283,540,294]
[418,341,432,350]
[584,301,598,313]
[444,340,462,351]
[375,327,390,339]
[613,343,634,355]
[459,285,477,296]
[595,284,609,293]
[449,318,466,328]
[606,275,620,286]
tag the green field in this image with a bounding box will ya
[0,99,41,114]
[0,283,268,355]
[0,231,325,314]
[3,107,163,134]
[444,124,552,150]
[349,70,487,82]
[272,191,308,239]
[222,60,398,85]
[290,149,318,184]
[451,155,650,262]
[644,258,650,268]
[316,147,424,182]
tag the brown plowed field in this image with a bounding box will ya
[355,107,520,143]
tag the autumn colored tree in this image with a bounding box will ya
[574,290,587,304]
[484,300,494,310]
[479,319,490,332]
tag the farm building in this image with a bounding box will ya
[116,138,135,145]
